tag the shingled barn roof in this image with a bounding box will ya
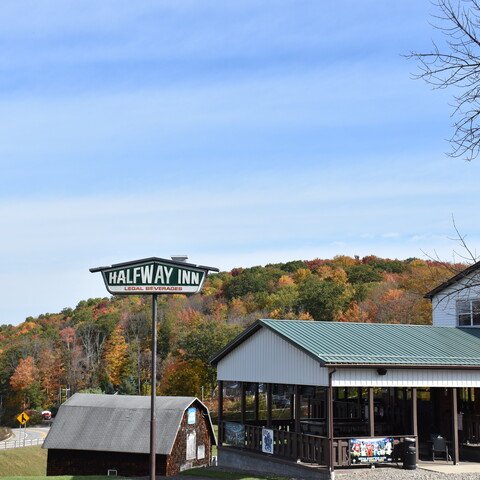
[43,393,215,455]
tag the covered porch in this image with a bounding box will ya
[216,381,480,468]
[210,320,480,477]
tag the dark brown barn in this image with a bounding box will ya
[43,393,216,477]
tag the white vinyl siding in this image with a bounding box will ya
[216,327,329,386]
[432,272,480,327]
[333,368,480,388]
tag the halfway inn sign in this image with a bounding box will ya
[90,256,218,480]
[90,257,216,295]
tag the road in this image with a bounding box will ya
[1,426,50,449]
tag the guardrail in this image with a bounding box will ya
[0,438,44,449]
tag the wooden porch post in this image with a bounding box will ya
[294,385,301,433]
[293,385,300,460]
[452,387,460,465]
[218,380,224,445]
[368,387,375,437]
[290,389,295,421]
[266,383,273,428]
[327,369,336,479]
[240,382,246,425]
[412,387,418,464]
[254,383,259,422]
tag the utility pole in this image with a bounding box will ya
[60,387,70,404]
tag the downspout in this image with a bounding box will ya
[328,367,336,480]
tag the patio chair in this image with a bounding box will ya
[431,434,452,462]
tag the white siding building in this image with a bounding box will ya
[211,319,480,475]
[425,261,480,327]
[211,261,480,477]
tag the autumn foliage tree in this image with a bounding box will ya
[103,325,130,388]
[38,348,64,406]
[10,356,41,409]
[159,358,212,397]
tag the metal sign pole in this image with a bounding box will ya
[150,293,158,480]
[90,257,218,480]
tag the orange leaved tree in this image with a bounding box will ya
[10,356,41,410]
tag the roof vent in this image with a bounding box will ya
[171,255,188,262]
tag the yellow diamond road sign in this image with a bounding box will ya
[17,412,29,425]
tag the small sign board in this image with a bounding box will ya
[262,428,274,454]
[17,412,29,425]
[188,407,196,424]
[90,257,218,295]
[224,422,245,447]
[350,437,394,464]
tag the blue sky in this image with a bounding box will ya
[1,0,480,325]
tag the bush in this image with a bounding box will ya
[25,409,44,426]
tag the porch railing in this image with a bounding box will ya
[462,414,480,444]
[220,421,327,464]
[220,421,413,467]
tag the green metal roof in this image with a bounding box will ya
[210,320,480,367]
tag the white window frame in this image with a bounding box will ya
[457,299,480,326]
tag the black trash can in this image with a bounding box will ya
[404,437,416,470]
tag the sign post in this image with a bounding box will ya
[91,257,218,480]
[150,292,157,480]
[17,412,29,446]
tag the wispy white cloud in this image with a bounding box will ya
[382,233,401,238]
[410,235,428,242]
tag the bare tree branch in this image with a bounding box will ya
[407,0,480,160]
[448,214,479,262]
[423,218,480,310]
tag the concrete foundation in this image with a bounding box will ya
[217,446,329,479]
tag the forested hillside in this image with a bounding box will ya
[0,255,460,425]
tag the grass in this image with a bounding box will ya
[180,468,289,480]
[0,442,288,480]
[0,445,110,480]
[2,477,109,480]
[0,446,47,477]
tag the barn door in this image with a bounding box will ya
[186,431,196,460]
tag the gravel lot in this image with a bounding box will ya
[163,466,480,480]
[168,465,480,480]
[334,468,480,480]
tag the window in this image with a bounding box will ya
[457,299,480,326]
